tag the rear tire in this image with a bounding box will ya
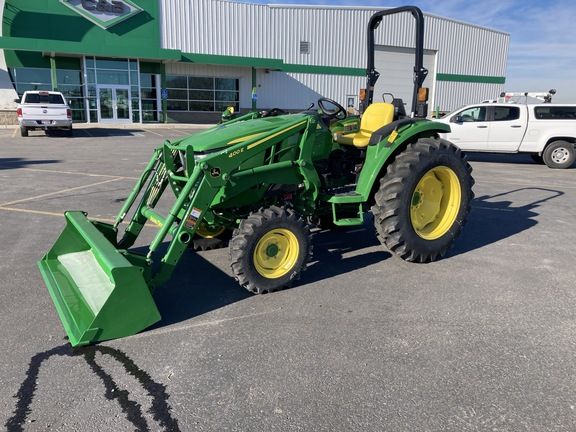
[66,126,73,137]
[230,206,311,294]
[542,140,575,169]
[20,127,28,137]
[372,138,474,263]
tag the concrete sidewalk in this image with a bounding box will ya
[0,122,216,129]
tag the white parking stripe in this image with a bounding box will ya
[0,177,124,207]
[143,129,164,137]
[126,309,280,340]
[0,165,138,180]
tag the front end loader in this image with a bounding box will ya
[39,6,474,346]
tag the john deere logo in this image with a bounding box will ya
[60,0,143,29]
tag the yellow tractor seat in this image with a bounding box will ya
[335,103,395,148]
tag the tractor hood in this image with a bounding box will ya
[177,114,309,153]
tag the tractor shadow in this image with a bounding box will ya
[301,222,390,285]
[146,248,250,329]
[143,188,561,329]
[448,187,564,257]
[141,222,388,329]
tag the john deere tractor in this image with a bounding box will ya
[39,6,474,346]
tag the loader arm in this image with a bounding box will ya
[114,115,318,288]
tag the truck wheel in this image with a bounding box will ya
[66,127,73,137]
[372,138,474,263]
[230,206,311,294]
[542,141,575,169]
[20,127,28,137]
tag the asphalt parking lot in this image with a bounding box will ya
[1,127,576,431]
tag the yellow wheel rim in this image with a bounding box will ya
[253,228,300,279]
[196,222,225,239]
[410,166,461,240]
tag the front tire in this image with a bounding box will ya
[542,140,575,169]
[372,138,474,263]
[230,206,311,294]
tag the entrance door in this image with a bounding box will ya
[98,86,131,123]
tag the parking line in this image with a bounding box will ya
[127,309,280,341]
[174,129,191,136]
[80,129,93,137]
[0,177,124,207]
[11,128,18,138]
[0,165,139,180]
[0,206,66,218]
[143,129,164,137]
[0,205,118,223]
[0,206,163,230]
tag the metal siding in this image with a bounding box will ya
[161,0,273,58]
[161,2,508,75]
[159,0,509,111]
[373,47,437,115]
[435,81,504,112]
[257,72,363,109]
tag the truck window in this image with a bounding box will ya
[493,106,520,121]
[23,93,65,105]
[534,106,576,120]
[454,106,486,122]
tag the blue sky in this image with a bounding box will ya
[236,0,576,103]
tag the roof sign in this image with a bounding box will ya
[60,0,144,29]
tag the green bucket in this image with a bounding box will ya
[38,211,161,346]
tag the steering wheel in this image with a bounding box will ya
[260,108,287,117]
[317,98,347,120]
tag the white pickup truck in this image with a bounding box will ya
[17,91,73,137]
[437,103,576,168]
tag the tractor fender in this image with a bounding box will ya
[355,120,451,203]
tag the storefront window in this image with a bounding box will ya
[57,69,85,122]
[96,70,130,85]
[10,68,52,94]
[95,58,129,70]
[166,75,240,112]
[140,73,158,122]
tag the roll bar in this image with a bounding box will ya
[364,6,428,117]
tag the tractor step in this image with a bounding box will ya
[327,191,362,204]
[331,201,364,226]
[327,184,357,195]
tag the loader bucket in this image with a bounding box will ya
[38,211,161,346]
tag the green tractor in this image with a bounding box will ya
[39,6,474,346]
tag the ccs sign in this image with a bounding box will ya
[81,0,126,14]
[60,0,144,29]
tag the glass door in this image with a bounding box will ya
[97,86,131,123]
[99,88,114,121]
[115,88,130,120]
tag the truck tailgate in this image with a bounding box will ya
[22,105,69,120]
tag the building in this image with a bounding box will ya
[0,0,509,124]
